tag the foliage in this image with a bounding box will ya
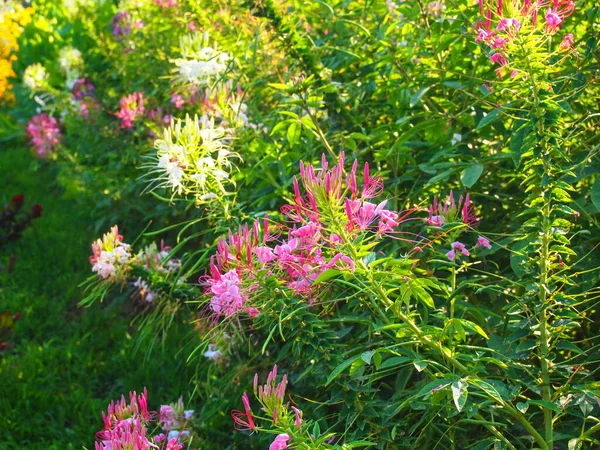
[2,0,600,448]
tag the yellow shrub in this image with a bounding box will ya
[0,2,33,104]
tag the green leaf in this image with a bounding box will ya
[413,360,428,372]
[313,269,342,284]
[470,379,504,404]
[410,86,431,108]
[516,402,529,413]
[287,122,301,147]
[451,380,468,412]
[528,400,560,413]
[461,163,484,188]
[361,350,375,364]
[325,354,364,385]
[416,377,456,398]
[476,106,504,130]
[592,178,600,210]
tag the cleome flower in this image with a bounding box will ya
[26,113,61,158]
[172,32,231,89]
[58,46,84,88]
[427,191,478,228]
[89,225,132,280]
[146,113,239,204]
[474,0,576,80]
[22,63,48,92]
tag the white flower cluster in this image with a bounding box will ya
[58,46,84,88]
[173,33,230,88]
[148,114,238,204]
[23,63,48,92]
[90,226,132,280]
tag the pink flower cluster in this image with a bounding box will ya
[95,389,193,450]
[116,92,145,129]
[90,225,132,280]
[202,154,409,318]
[112,11,144,38]
[475,0,576,79]
[95,389,185,450]
[427,191,478,228]
[26,113,61,158]
[232,366,305,449]
[446,236,492,261]
[155,0,178,7]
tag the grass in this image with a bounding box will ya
[0,144,193,449]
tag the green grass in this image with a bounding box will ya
[0,145,193,449]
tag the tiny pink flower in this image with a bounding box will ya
[475,236,492,249]
[451,241,470,256]
[170,94,184,109]
[269,434,291,450]
[560,33,574,51]
[446,250,456,261]
[490,52,507,66]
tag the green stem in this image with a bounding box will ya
[450,265,457,320]
[538,197,554,449]
[519,36,554,448]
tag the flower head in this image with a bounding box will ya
[26,114,61,158]
[148,114,238,204]
[173,33,230,88]
[270,434,291,450]
[23,63,48,92]
[116,92,145,129]
[89,225,132,280]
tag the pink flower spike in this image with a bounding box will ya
[291,406,302,430]
[476,236,492,249]
[269,434,291,450]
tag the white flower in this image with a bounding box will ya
[23,64,48,92]
[148,114,238,204]
[451,133,462,145]
[183,410,194,420]
[58,46,84,79]
[172,33,231,88]
[204,344,222,361]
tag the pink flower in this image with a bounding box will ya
[153,433,166,443]
[209,270,246,317]
[254,246,276,264]
[165,438,183,450]
[291,406,302,430]
[231,392,255,431]
[490,52,507,66]
[496,17,520,32]
[560,33,574,50]
[269,434,290,450]
[475,236,492,249]
[427,215,446,227]
[451,241,470,256]
[154,0,177,7]
[545,9,562,33]
[116,92,145,129]
[170,94,184,109]
[26,113,61,158]
[446,250,456,261]
[160,405,176,430]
